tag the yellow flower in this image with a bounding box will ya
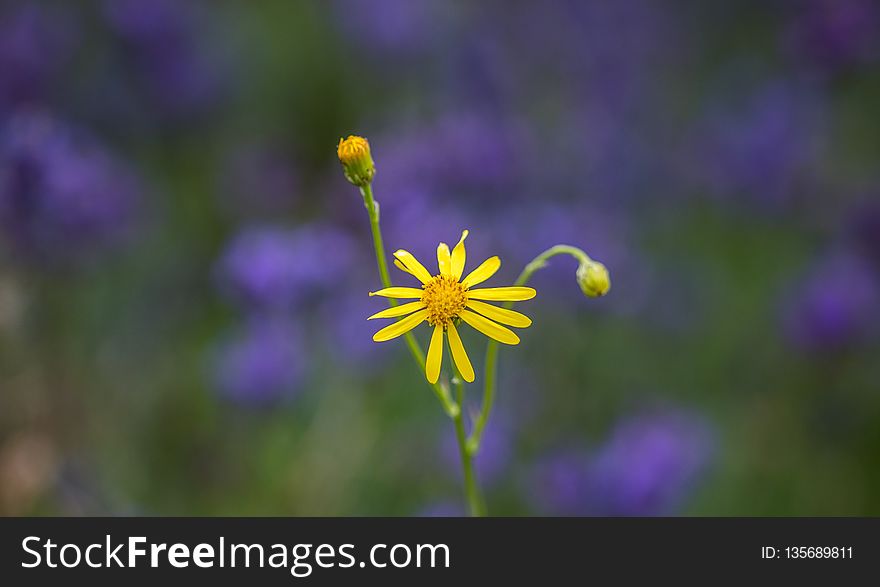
[337,135,375,187]
[368,230,536,384]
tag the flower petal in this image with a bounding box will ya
[369,287,425,299]
[393,249,433,284]
[393,259,412,275]
[451,229,469,280]
[461,256,500,288]
[426,324,444,384]
[372,309,428,342]
[447,322,475,382]
[466,286,537,302]
[367,301,425,320]
[466,300,532,328]
[437,242,452,276]
[459,309,520,345]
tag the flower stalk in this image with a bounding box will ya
[468,245,608,453]
[360,184,457,417]
[449,339,486,516]
[360,181,481,513]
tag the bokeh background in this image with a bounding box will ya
[1,0,879,516]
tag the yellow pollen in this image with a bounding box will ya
[421,275,467,328]
[337,135,370,165]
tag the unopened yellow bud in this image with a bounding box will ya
[576,259,610,297]
[337,135,375,187]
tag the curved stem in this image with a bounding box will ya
[360,185,457,417]
[468,245,592,451]
[467,341,497,455]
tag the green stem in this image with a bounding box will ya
[360,182,480,513]
[448,341,486,517]
[360,184,457,417]
[468,245,592,452]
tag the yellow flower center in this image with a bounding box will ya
[422,275,467,328]
[337,135,370,166]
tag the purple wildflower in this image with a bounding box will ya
[783,251,880,353]
[526,409,715,517]
[215,224,356,311]
[101,0,224,122]
[371,112,528,210]
[331,0,447,56]
[212,318,305,405]
[694,79,826,209]
[0,3,77,112]
[0,111,140,262]
[782,0,880,73]
[585,410,715,516]
[320,287,395,370]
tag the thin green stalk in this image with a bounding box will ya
[360,184,457,417]
[360,183,479,513]
[448,340,486,517]
[467,341,497,455]
[468,245,591,452]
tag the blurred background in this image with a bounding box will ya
[1,0,879,516]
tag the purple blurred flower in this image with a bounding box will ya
[694,79,826,208]
[103,0,195,43]
[586,410,715,516]
[0,3,77,112]
[102,0,225,122]
[430,111,527,194]
[320,286,395,370]
[372,112,528,209]
[526,409,714,516]
[331,0,447,56]
[783,251,880,352]
[212,318,305,405]
[782,0,880,73]
[493,0,677,107]
[446,34,517,109]
[525,449,592,516]
[564,0,680,106]
[216,224,356,311]
[0,111,140,262]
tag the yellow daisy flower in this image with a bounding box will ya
[368,230,536,384]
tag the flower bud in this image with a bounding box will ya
[576,259,610,297]
[337,135,375,187]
